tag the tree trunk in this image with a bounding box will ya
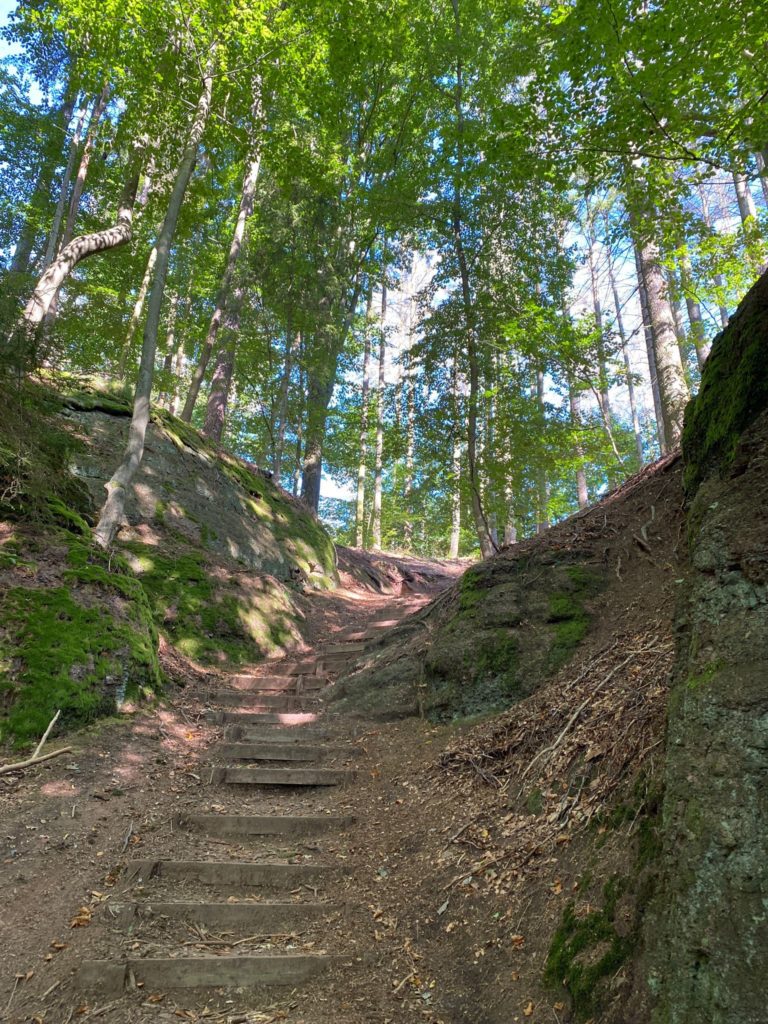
[300,367,334,512]
[535,368,550,533]
[293,354,305,497]
[118,242,157,379]
[697,184,729,327]
[93,60,215,548]
[755,150,768,207]
[202,285,243,442]
[604,223,644,463]
[569,386,589,508]
[403,295,416,551]
[273,327,300,481]
[449,355,462,560]
[355,287,373,547]
[677,248,710,369]
[61,83,111,251]
[11,88,77,276]
[372,280,386,551]
[21,164,140,328]
[41,99,89,271]
[451,0,495,559]
[635,236,691,448]
[181,76,263,424]
[732,170,757,223]
[633,242,667,455]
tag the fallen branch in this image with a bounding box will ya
[32,709,61,760]
[0,746,73,777]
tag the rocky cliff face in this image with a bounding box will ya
[648,271,768,1023]
[0,385,336,747]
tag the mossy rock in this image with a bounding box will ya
[0,537,161,748]
[544,877,633,1020]
[682,268,768,496]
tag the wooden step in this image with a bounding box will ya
[207,691,320,709]
[124,859,333,887]
[79,954,338,993]
[224,724,330,742]
[279,660,322,676]
[213,766,354,787]
[207,711,319,726]
[174,813,354,837]
[106,901,338,930]
[215,742,328,761]
[322,642,366,655]
[224,674,327,692]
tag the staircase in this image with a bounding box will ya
[76,614,402,1005]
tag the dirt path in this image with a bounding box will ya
[1,579,456,1024]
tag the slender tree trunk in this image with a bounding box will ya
[755,150,768,207]
[605,242,644,464]
[160,290,179,409]
[273,327,300,481]
[633,242,667,455]
[182,75,263,423]
[118,243,157,379]
[733,170,757,223]
[61,83,110,251]
[503,479,517,546]
[355,287,373,547]
[293,355,305,497]
[586,209,612,427]
[449,355,462,560]
[11,88,78,276]
[21,164,140,328]
[300,367,334,512]
[697,184,729,327]
[450,0,495,559]
[94,60,215,548]
[635,236,691,448]
[202,286,243,442]
[403,297,416,551]
[41,99,88,271]
[371,280,386,551]
[569,386,589,508]
[535,368,550,533]
[676,247,710,369]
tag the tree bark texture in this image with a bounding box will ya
[22,165,140,328]
[355,287,373,547]
[636,237,691,448]
[372,281,386,551]
[182,75,262,424]
[94,60,215,548]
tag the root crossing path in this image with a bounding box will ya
[75,598,423,1022]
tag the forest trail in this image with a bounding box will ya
[2,575,452,1024]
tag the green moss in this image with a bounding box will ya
[685,660,723,692]
[682,272,768,495]
[62,390,132,416]
[0,582,161,748]
[121,541,296,665]
[544,877,632,1020]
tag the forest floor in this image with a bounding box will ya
[0,458,684,1024]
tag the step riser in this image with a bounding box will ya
[213,767,354,787]
[208,693,320,709]
[207,712,319,726]
[124,860,333,887]
[322,643,367,655]
[228,675,325,691]
[225,726,330,742]
[174,814,355,837]
[215,743,325,761]
[79,955,336,993]
[107,902,338,930]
